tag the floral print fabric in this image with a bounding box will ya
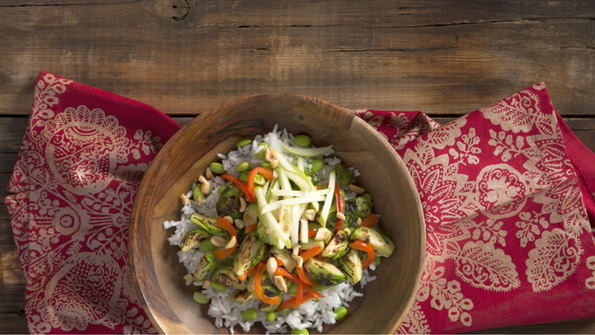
[356,83,595,333]
[4,72,181,334]
[6,75,595,334]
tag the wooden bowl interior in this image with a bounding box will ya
[130,94,425,334]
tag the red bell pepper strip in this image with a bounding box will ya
[297,278,304,304]
[350,241,375,270]
[276,259,284,266]
[212,217,238,260]
[334,181,345,234]
[275,266,300,284]
[248,167,274,203]
[297,266,318,286]
[300,246,321,261]
[360,213,379,228]
[221,174,252,202]
[303,284,324,299]
[256,263,280,305]
[245,223,257,233]
[307,229,317,238]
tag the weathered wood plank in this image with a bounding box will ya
[0,313,28,334]
[0,244,25,285]
[1,1,595,116]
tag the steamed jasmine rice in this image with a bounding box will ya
[164,124,392,334]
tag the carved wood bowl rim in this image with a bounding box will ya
[129,93,426,334]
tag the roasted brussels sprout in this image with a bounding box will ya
[345,197,373,218]
[321,229,349,259]
[304,168,321,186]
[335,164,355,187]
[350,227,395,258]
[259,286,282,312]
[193,252,216,281]
[190,213,228,236]
[231,289,256,304]
[233,232,266,278]
[180,228,210,252]
[300,237,325,251]
[338,248,362,285]
[304,258,346,286]
[210,265,247,290]
[216,184,243,220]
[269,246,296,272]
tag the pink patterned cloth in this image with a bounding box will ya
[356,82,595,333]
[4,72,181,334]
[6,74,595,334]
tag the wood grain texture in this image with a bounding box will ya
[1,1,595,116]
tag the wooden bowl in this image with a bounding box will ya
[129,94,426,334]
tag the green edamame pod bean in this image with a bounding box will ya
[261,161,272,170]
[209,162,226,174]
[236,139,252,147]
[193,185,204,201]
[210,282,227,291]
[334,306,348,320]
[193,291,210,304]
[235,161,250,173]
[217,186,228,196]
[293,135,311,147]
[255,143,268,160]
[289,283,299,294]
[200,239,216,251]
[339,189,346,200]
[242,308,258,321]
[291,328,309,335]
[266,311,277,322]
[361,193,372,201]
[311,159,324,173]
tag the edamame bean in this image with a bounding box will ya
[266,311,277,322]
[200,239,216,251]
[361,193,372,201]
[209,162,226,174]
[339,189,346,200]
[310,159,324,173]
[236,138,253,147]
[334,306,348,320]
[261,161,272,170]
[193,291,210,304]
[210,282,227,291]
[217,186,228,196]
[291,328,309,335]
[235,161,250,172]
[242,308,258,321]
[255,143,268,160]
[293,135,311,147]
[193,185,204,201]
[289,283,298,294]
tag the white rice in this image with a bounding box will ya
[164,124,377,334]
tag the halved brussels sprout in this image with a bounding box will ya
[269,246,296,272]
[335,164,355,187]
[303,258,346,286]
[321,229,349,259]
[216,184,243,220]
[258,286,282,312]
[231,289,256,304]
[210,265,247,290]
[300,237,325,251]
[345,197,373,218]
[180,228,210,252]
[338,248,362,285]
[243,203,259,226]
[233,232,266,278]
[190,213,228,236]
[193,252,216,281]
[350,226,395,257]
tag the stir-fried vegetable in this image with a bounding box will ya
[173,132,398,326]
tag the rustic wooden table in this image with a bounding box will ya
[2,0,595,333]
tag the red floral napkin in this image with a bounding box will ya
[356,82,595,333]
[6,73,595,334]
[4,71,181,334]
